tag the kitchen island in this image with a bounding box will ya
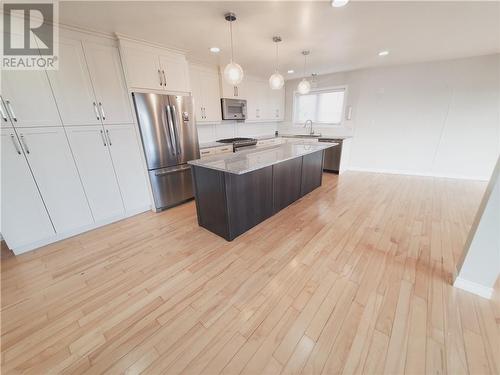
[188,142,336,241]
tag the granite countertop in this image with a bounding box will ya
[188,142,337,175]
[199,134,352,149]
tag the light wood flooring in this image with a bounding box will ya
[1,172,498,374]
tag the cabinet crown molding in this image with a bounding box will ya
[116,33,187,55]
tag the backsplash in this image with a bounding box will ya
[196,121,278,143]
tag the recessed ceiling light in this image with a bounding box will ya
[378,50,389,56]
[331,0,349,7]
[287,69,294,74]
[210,47,220,53]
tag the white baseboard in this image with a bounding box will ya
[346,166,489,181]
[11,205,151,255]
[453,277,494,299]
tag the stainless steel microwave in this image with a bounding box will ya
[221,98,247,120]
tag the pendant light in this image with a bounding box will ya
[297,50,311,95]
[223,12,244,86]
[269,36,284,90]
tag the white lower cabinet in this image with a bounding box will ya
[0,128,55,249]
[200,145,233,159]
[65,126,125,223]
[17,127,94,233]
[105,124,150,213]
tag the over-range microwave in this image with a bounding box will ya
[221,98,247,120]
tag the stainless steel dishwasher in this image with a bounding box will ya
[319,138,343,173]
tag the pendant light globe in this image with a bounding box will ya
[224,62,244,85]
[297,78,311,95]
[296,50,311,95]
[223,13,244,86]
[269,72,285,90]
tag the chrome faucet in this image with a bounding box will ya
[304,119,314,135]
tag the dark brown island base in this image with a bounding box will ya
[188,142,337,241]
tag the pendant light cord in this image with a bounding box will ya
[275,42,279,72]
[229,20,234,62]
[303,53,307,78]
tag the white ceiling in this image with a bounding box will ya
[59,1,500,79]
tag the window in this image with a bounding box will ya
[293,87,346,125]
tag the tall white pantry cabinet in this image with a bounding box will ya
[0,29,150,254]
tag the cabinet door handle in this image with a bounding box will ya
[99,129,107,146]
[0,101,8,121]
[98,102,106,121]
[162,70,167,87]
[105,129,112,146]
[93,102,100,120]
[5,100,17,122]
[10,134,21,155]
[158,69,163,86]
[19,134,29,154]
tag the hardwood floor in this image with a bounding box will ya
[1,172,498,374]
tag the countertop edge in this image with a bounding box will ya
[189,143,337,175]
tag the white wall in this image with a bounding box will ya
[197,121,278,143]
[454,157,500,299]
[282,54,500,180]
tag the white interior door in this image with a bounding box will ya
[201,70,222,123]
[105,124,150,213]
[159,53,190,92]
[47,37,101,126]
[65,125,125,223]
[0,129,55,250]
[121,46,163,90]
[18,127,94,233]
[83,41,134,125]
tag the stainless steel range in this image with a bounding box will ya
[216,137,257,151]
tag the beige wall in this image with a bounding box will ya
[282,54,500,180]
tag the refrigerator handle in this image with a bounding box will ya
[169,105,182,156]
[165,105,178,156]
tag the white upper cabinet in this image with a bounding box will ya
[218,72,284,122]
[159,53,190,93]
[47,37,101,126]
[83,41,134,125]
[119,44,163,91]
[1,129,55,250]
[104,124,150,213]
[246,79,268,122]
[65,125,125,223]
[119,39,190,93]
[1,33,61,128]
[190,68,204,122]
[268,88,285,121]
[244,77,285,122]
[189,65,222,123]
[16,127,94,233]
[1,70,62,128]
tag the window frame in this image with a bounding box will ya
[292,85,348,126]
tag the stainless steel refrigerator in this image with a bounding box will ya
[132,93,200,211]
